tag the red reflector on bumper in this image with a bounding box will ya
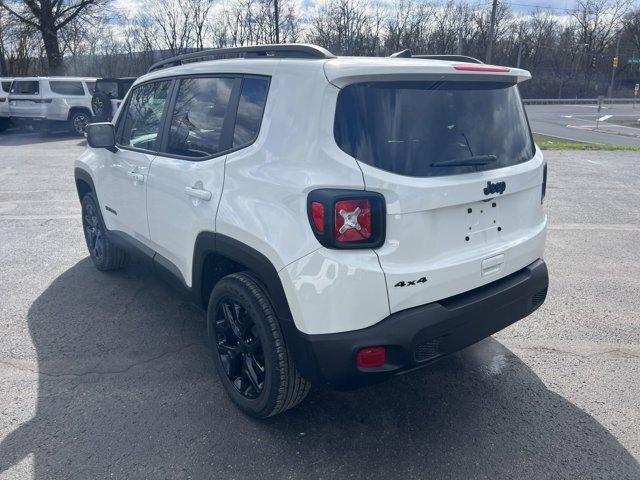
[356,347,386,368]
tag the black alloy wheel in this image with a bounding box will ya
[207,272,310,417]
[83,199,105,262]
[80,193,128,270]
[215,298,266,399]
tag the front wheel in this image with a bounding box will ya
[81,193,128,270]
[207,272,310,418]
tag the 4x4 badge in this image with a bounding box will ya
[484,181,506,195]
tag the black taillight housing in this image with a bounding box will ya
[307,189,386,249]
[541,162,547,204]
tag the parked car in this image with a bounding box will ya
[9,77,96,135]
[0,77,13,132]
[76,44,548,418]
[91,77,136,122]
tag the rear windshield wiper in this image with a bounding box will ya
[431,155,497,167]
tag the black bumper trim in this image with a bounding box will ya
[283,259,549,390]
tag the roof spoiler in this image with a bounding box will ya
[389,49,483,64]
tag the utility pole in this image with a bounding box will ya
[457,28,463,55]
[607,34,621,99]
[274,0,280,44]
[516,41,523,68]
[486,0,498,64]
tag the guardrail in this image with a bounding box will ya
[524,98,638,105]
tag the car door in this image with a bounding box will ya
[146,75,269,287]
[102,79,172,242]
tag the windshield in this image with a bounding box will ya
[334,80,535,177]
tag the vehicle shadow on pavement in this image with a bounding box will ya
[0,130,85,147]
[0,259,638,479]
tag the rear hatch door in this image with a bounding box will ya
[330,66,547,313]
[9,80,45,117]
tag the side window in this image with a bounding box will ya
[10,81,39,95]
[85,82,96,95]
[165,77,234,158]
[233,77,269,148]
[49,81,84,95]
[117,81,171,151]
[1,82,11,93]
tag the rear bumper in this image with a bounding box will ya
[284,258,548,390]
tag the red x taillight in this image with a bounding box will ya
[307,190,385,249]
[334,199,372,242]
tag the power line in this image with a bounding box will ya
[483,1,579,13]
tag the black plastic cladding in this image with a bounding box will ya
[306,189,386,249]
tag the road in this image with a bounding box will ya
[526,103,640,146]
[0,133,639,479]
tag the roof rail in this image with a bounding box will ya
[388,49,483,64]
[148,44,336,72]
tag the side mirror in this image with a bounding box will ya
[86,123,116,150]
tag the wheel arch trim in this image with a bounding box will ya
[74,167,96,202]
[193,232,294,323]
[67,106,93,121]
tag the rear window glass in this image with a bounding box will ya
[1,82,11,93]
[233,77,269,148]
[96,81,118,97]
[10,81,39,95]
[334,81,535,177]
[50,81,85,95]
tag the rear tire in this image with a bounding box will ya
[81,192,128,271]
[70,110,91,136]
[207,272,310,418]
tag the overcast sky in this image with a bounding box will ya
[114,0,581,18]
[501,0,577,14]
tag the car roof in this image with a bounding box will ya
[96,77,137,82]
[137,54,530,89]
[11,76,97,82]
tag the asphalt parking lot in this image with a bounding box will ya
[0,132,639,479]
[526,103,640,145]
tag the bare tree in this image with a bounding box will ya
[384,0,432,54]
[572,0,630,94]
[0,0,105,74]
[308,0,378,55]
[147,0,194,56]
[0,8,11,74]
[188,0,213,50]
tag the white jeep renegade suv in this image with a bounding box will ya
[9,77,96,135]
[75,44,548,418]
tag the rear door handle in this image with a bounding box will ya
[127,171,144,183]
[185,186,212,201]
